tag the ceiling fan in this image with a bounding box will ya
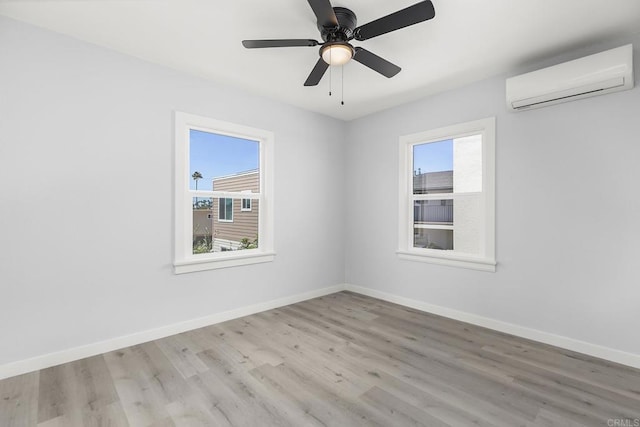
[242,0,436,86]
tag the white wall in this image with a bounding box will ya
[345,36,640,356]
[0,17,345,367]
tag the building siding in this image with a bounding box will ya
[212,171,259,247]
[193,208,213,239]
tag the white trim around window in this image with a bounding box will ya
[397,117,496,272]
[218,197,234,222]
[174,112,275,274]
[241,196,252,212]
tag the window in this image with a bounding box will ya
[218,198,233,222]
[241,198,252,212]
[174,112,274,274]
[398,117,496,272]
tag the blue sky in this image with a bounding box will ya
[189,129,259,191]
[189,130,450,190]
[413,139,453,174]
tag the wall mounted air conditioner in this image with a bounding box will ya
[506,44,634,111]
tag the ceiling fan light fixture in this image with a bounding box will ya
[321,43,354,66]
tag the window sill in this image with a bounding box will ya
[396,250,496,272]
[174,251,275,274]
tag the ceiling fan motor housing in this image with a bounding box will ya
[319,7,357,42]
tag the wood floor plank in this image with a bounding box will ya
[185,369,246,427]
[195,349,310,427]
[104,342,215,426]
[359,385,449,427]
[103,345,173,426]
[37,401,129,427]
[339,293,640,423]
[37,355,121,427]
[356,367,498,427]
[250,362,387,427]
[155,334,209,379]
[2,291,640,426]
[482,341,640,399]
[190,337,331,426]
[283,301,553,425]
[244,313,372,391]
[0,371,39,427]
[206,323,285,369]
[365,321,610,425]
[304,294,381,322]
[343,341,535,426]
[529,408,598,427]
[276,310,535,425]
[369,320,640,423]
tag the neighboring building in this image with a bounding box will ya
[413,170,453,249]
[211,170,259,251]
[413,170,453,195]
[192,200,214,252]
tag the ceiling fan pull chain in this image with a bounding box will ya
[341,65,344,105]
[329,48,332,96]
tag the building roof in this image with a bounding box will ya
[212,169,259,182]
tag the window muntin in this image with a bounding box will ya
[398,117,495,271]
[241,198,252,211]
[175,112,274,273]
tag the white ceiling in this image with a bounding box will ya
[1,0,639,121]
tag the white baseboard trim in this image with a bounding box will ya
[344,284,640,370]
[0,284,346,380]
[3,283,639,380]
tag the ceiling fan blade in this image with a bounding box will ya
[307,0,338,28]
[242,39,320,48]
[353,47,401,78]
[354,1,435,41]
[304,57,330,86]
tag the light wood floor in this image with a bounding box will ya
[2,291,640,426]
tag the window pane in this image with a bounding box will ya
[413,139,453,194]
[226,199,232,220]
[213,200,260,252]
[218,198,233,221]
[193,197,213,254]
[453,194,483,255]
[189,129,259,192]
[413,228,453,250]
[414,199,453,225]
[453,134,482,193]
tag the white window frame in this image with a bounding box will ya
[397,117,496,272]
[241,196,252,212]
[174,112,275,274]
[218,197,234,222]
